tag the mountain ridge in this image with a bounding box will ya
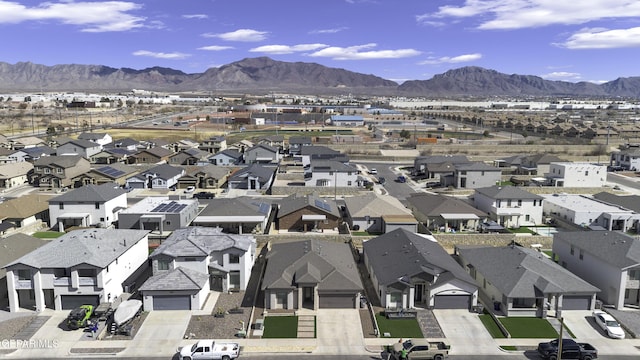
[1,57,640,98]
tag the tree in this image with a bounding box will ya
[399,129,411,139]
[46,126,56,135]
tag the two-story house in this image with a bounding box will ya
[31,155,91,189]
[198,136,227,154]
[77,132,113,147]
[131,147,174,164]
[304,159,359,187]
[244,144,281,164]
[48,182,128,231]
[56,139,103,159]
[474,185,544,228]
[545,162,607,187]
[5,228,149,311]
[610,148,640,171]
[139,227,256,310]
[168,148,210,166]
[288,136,312,156]
[447,162,502,189]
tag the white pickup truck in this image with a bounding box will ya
[178,340,240,360]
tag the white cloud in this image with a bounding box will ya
[132,50,190,59]
[541,71,582,80]
[202,29,268,42]
[418,0,640,29]
[558,27,640,49]
[419,53,482,65]
[197,45,234,51]
[182,14,208,19]
[309,27,348,34]
[308,43,421,60]
[0,0,145,32]
[249,44,329,55]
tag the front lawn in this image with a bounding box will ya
[32,231,64,238]
[262,316,298,338]
[479,314,506,338]
[499,317,558,338]
[375,313,423,338]
[507,227,536,234]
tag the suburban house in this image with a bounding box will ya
[48,182,128,231]
[208,149,243,166]
[610,148,640,171]
[118,197,199,234]
[0,148,27,164]
[0,162,32,189]
[406,193,487,232]
[227,139,254,154]
[412,155,470,178]
[0,194,50,234]
[343,192,417,233]
[244,144,281,164]
[90,148,135,165]
[474,186,545,228]
[304,159,359,187]
[168,148,210,166]
[74,163,139,186]
[198,136,227,154]
[108,137,140,151]
[77,132,113,147]
[21,146,56,161]
[227,164,276,191]
[177,165,231,190]
[277,193,341,232]
[299,146,349,167]
[11,136,46,150]
[192,197,273,234]
[553,231,640,310]
[56,139,103,159]
[456,245,599,318]
[444,162,502,189]
[125,164,185,190]
[544,162,607,187]
[516,154,564,175]
[261,239,363,310]
[0,234,49,310]
[542,193,640,232]
[140,227,256,310]
[31,155,91,189]
[258,135,284,150]
[363,228,478,310]
[288,136,312,156]
[131,147,174,164]
[5,228,150,311]
[592,192,640,214]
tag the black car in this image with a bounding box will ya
[193,191,215,199]
[378,177,386,185]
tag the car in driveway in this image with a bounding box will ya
[184,186,196,193]
[593,310,625,339]
[193,191,215,199]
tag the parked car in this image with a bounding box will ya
[396,175,407,183]
[66,305,94,330]
[177,339,240,360]
[378,177,386,185]
[184,186,196,193]
[593,310,625,339]
[369,168,378,175]
[382,339,449,360]
[193,191,215,199]
[537,338,598,360]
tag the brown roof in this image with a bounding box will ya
[0,193,52,219]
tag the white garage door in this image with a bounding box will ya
[152,295,191,310]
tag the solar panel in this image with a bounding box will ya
[97,166,125,178]
[151,201,187,213]
[314,199,331,212]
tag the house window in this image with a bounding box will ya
[184,257,197,262]
[17,269,31,280]
[157,259,170,270]
[507,200,512,207]
[59,203,64,210]
[57,168,63,173]
[78,269,94,277]
[570,245,574,255]
[517,200,522,206]
[481,171,485,176]
[44,168,50,174]
[347,181,352,186]
[229,271,240,289]
[229,254,240,264]
[95,202,100,209]
[483,279,486,289]
[585,171,589,176]
[628,270,640,280]
[100,217,105,222]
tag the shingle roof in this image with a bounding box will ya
[78,132,109,141]
[0,234,49,278]
[278,193,340,217]
[151,227,254,258]
[0,162,33,178]
[0,194,51,219]
[213,149,243,160]
[454,162,501,171]
[228,164,275,183]
[60,139,100,150]
[310,159,357,172]
[592,192,640,213]
[139,266,208,291]
[197,197,272,217]
[34,155,84,168]
[7,229,149,269]
[50,182,125,203]
[137,146,173,158]
[475,185,543,200]
[289,136,312,145]
[405,193,486,217]
[363,228,475,287]
[555,231,640,269]
[343,193,411,218]
[261,239,363,291]
[457,245,600,297]
[141,163,184,179]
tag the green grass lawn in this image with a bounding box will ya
[507,227,536,234]
[375,313,423,338]
[479,314,506,338]
[499,317,559,338]
[262,316,299,338]
[31,231,64,238]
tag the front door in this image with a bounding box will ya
[414,284,424,303]
[303,287,314,309]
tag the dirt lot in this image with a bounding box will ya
[184,292,252,339]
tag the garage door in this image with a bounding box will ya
[319,294,355,308]
[153,295,191,310]
[563,295,592,310]
[433,295,470,309]
[61,295,100,310]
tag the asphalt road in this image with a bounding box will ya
[355,161,417,201]
[30,355,640,360]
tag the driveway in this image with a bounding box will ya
[316,309,367,355]
[433,309,496,355]
[122,310,191,357]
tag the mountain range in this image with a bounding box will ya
[1,57,640,98]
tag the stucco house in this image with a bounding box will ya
[0,162,32,189]
[77,132,113,147]
[456,245,599,318]
[474,186,544,228]
[343,192,417,234]
[48,182,128,231]
[545,162,607,187]
[208,149,243,166]
[277,193,341,232]
[140,227,256,310]
[244,144,281,164]
[227,164,276,191]
[261,239,363,310]
[125,164,185,190]
[406,193,487,232]
[0,234,49,309]
[363,229,478,310]
[193,197,273,234]
[56,139,103,159]
[553,231,640,310]
[304,159,359,188]
[31,155,91,189]
[5,228,150,311]
[118,197,199,234]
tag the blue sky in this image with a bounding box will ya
[2,0,640,84]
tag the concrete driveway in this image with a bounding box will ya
[122,310,191,357]
[11,310,86,358]
[433,309,496,355]
[316,309,367,355]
